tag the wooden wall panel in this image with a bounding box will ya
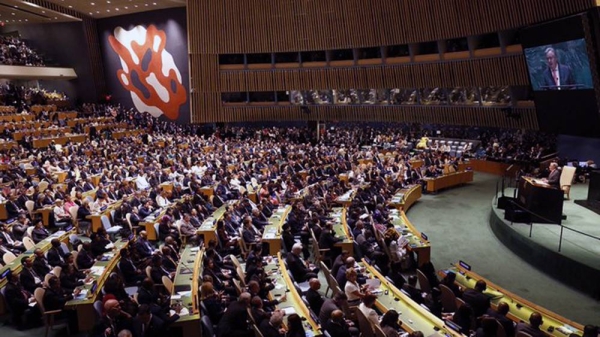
[188,0,596,54]
[217,105,538,129]
[218,55,529,92]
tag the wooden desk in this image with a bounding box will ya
[36,206,54,227]
[334,189,355,206]
[0,202,6,220]
[33,134,87,148]
[389,209,431,267]
[0,230,73,314]
[424,171,474,193]
[112,129,143,139]
[57,111,78,120]
[362,261,463,337]
[65,240,128,331]
[466,159,520,176]
[0,141,17,150]
[52,171,68,183]
[273,253,322,336]
[389,185,422,212]
[197,203,229,244]
[0,114,34,122]
[89,201,123,232]
[439,263,583,337]
[199,186,214,198]
[170,246,202,336]
[332,207,354,255]
[262,206,291,255]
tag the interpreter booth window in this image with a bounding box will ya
[276,91,290,102]
[332,89,360,104]
[390,88,418,105]
[446,38,469,52]
[419,88,448,105]
[417,41,439,55]
[447,87,481,105]
[308,90,333,105]
[358,89,388,104]
[274,52,300,63]
[358,47,382,60]
[246,53,272,64]
[221,92,248,103]
[301,51,326,62]
[290,91,305,105]
[330,49,354,61]
[480,86,511,106]
[387,45,410,57]
[478,33,501,49]
[248,91,275,103]
[219,54,245,65]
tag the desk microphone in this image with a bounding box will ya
[180,262,194,274]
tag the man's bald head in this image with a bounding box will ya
[345,257,355,266]
[530,312,543,327]
[309,278,320,290]
[331,309,344,321]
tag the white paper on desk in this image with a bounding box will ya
[171,294,182,300]
[275,284,284,290]
[365,279,381,290]
[105,243,114,249]
[190,247,200,252]
[28,301,36,307]
[90,266,105,275]
[177,291,192,296]
[281,307,296,315]
[264,234,275,239]
[53,231,66,237]
[170,307,189,316]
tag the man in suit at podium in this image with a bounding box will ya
[545,162,561,188]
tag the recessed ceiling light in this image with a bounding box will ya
[42,11,45,13]
[124,6,128,9]
[115,8,119,11]
[11,13,15,15]
[68,5,72,8]
[91,2,95,5]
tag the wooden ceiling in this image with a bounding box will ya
[0,0,80,24]
[43,0,185,18]
[0,0,185,24]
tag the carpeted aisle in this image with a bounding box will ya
[407,172,600,325]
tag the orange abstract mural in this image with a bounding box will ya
[108,24,186,120]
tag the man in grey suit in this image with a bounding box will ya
[542,47,575,90]
[545,162,561,188]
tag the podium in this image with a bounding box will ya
[574,170,600,215]
[517,177,564,224]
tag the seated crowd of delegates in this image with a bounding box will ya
[0,35,45,66]
[0,107,568,336]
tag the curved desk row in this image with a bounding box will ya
[389,184,422,212]
[388,209,431,267]
[65,239,129,331]
[423,171,473,193]
[362,260,463,337]
[170,246,203,335]
[274,252,322,336]
[331,207,354,255]
[262,205,292,254]
[438,263,583,337]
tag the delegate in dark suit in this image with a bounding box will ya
[285,252,314,283]
[132,313,165,337]
[542,64,575,90]
[462,288,490,318]
[217,299,252,337]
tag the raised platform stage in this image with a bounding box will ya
[490,183,600,299]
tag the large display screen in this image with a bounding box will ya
[520,14,600,137]
[524,38,593,91]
